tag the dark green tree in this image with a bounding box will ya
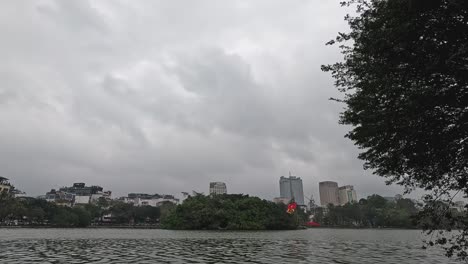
[320,196,417,228]
[51,208,79,227]
[162,194,301,230]
[73,207,92,227]
[108,201,135,224]
[322,0,468,260]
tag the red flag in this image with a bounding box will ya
[286,202,297,214]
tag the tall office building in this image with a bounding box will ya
[338,185,357,205]
[209,182,227,195]
[279,176,305,205]
[319,181,339,206]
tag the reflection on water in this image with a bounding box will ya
[0,228,458,263]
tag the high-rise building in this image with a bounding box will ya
[279,176,305,205]
[338,185,358,205]
[319,181,339,206]
[209,182,227,195]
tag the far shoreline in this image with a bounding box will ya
[0,225,422,231]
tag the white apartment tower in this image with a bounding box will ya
[209,182,227,195]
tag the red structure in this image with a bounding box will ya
[305,221,320,227]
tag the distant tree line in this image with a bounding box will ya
[5,190,459,230]
[0,192,175,227]
[162,194,308,230]
[314,195,423,228]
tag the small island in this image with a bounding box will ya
[161,194,307,230]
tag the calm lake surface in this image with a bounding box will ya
[0,228,458,263]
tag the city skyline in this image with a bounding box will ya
[2,174,409,204]
[0,175,414,206]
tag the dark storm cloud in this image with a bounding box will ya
[0,0,406,200]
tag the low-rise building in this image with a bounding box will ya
[11,189,27,198]
[452,201,466,212]
[0,177,11,193]
[74,195,91,205]
[45,189,74,203]
[44,182,111,206]
[121,193,179,207]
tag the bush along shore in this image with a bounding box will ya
[0,192,175,228]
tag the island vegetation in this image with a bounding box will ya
[161,194,307,230]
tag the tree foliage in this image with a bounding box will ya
[162,194,306,230]
[314,195,418,228]
[0,196,165,227]
[322,0,468,260]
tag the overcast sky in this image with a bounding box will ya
[0,0,408,200]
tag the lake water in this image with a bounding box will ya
[0,228,458,263]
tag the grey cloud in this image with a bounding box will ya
[0,0,407,200]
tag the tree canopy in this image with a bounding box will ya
[322,0,468,260]
[162,194,306,230]
[0,195,169,227]
[314,195,419,228]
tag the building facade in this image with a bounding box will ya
[209,182,227,195]
[279,176,305,205]
[44,182,111,206]
[121,193,179,207]
[453,201,466,212]
[338,185,358,205]
[319,181,339,206]
[0,177,11,193]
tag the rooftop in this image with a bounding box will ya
[280,176,301,180]
[210,182,226,188]
[0,176,10,185]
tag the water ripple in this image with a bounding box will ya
[0,229,459,263]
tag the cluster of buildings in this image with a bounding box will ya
[0,177,27,198]
[319,181,357,206]
[42,182,179,208]
[45,183,112,206]
[3,176,466,214]
[272,175,358,209]
[118,193,179,207]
